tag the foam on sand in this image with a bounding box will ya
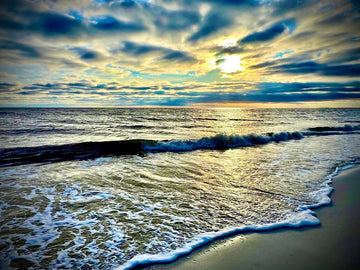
[116,162,359,270]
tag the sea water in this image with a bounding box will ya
[0,108,359,269]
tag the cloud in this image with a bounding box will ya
[153,9,201,31]
[162,51,195,62]
[2,80,359,107]
[188,13,232,42]
[216,46,246,55]
[0,83,19,92]
[0,1,146,39]
[274,61,360,77]
[32,12,87,37]
[90,15,145,32]
[0,72,17,78]
[202,0,259,6]
[325,47,360,64]
[119,41,196,62]
[81,51,99,60]
[289,31,316,41]
[191,81,360,104]
[317,10,359,26]
[108,0,138,9]
[271,0,312,16]
[101,1,201,32]
[0,40,41,58]
[239,18,296,43]
[71,47,103,61]
[120,41,164,55]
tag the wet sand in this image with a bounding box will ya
[148,165,360,270]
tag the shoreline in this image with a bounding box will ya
[146,165,360,270]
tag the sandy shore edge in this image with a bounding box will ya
[148,165,360,270]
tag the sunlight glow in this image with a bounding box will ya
[220,39,237,47]
[218,55,244,74]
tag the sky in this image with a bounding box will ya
[0,0,360,107]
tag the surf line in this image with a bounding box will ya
[0,125,359,167]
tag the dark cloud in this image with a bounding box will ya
[0,1,145,39]
[317,9,360,27]
[0,16,25,31]
[121,41,164,55]
[0,83,18,91]
[90,15,145,32]
[250,50,360,77]
[162,51,195,62]
[192,81,360,104]
[289,31,316,41]
[214,45,247,56]
[104,1,201,31]
[162,86,188,90]
[320,64,360,77]
[0,40,41,58]
[257,81,360,94]
[108,0,138,9]
[351,0,360,12]
[201,0,259,6]
[240,24,285,43]
[276,61,322,73]
[188,13,232,42]
[119,41,196,62]
[248,61,277,69]
[121,86,158,90]
[32,12,86,37]
[251,81,360,102]
[239,19,296,44]
[153,9,201,31]
[0,1,88,38]
[274,61,360,77]
[67,82,90,87]
[81,52,99,60]
[2,80,359,106]
[271,0,311,16]
[71,47,102,60]
[326,47,360,64]
[31,83,59,88]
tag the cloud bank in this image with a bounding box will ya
[0,0,359,107]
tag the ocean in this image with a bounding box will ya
[0,107,359,269]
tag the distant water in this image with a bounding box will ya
[0,108,359,269]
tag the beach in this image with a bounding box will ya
[149,165,360,270]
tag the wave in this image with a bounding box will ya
[308,125,360,132]
[142,124,360,152]
[0,125,359,167]
[116,161,359,270]
[0,127,83,135]
[229,118,264,122]
[0,140,147,167]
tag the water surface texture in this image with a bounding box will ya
[0,108,359,269]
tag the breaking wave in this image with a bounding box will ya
[1,125,359,167]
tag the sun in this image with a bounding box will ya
[215,55,244,74]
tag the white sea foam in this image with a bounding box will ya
[117,210,320,270]
[116,162,359,270]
